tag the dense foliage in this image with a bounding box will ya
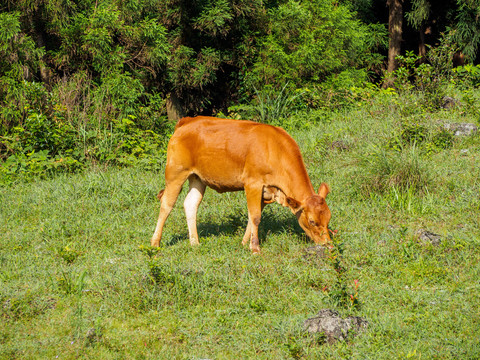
[1,0,480,182]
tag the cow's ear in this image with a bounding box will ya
[286,197,303,213]
[318,183,330,198]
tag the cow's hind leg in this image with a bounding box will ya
[244,185,264,253]
[151,172,189,247]
[184,175,206,246]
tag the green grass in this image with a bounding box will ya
[1,95,480,359]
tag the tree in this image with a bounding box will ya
[246,0,372,87]
[453,0,480,62]
[386,0,404,75]
[405,0,430,58]
[157,0,266,119]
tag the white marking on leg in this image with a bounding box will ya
[184,176,206,246]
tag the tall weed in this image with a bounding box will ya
[357,145,430,196]
[254,83,304,124]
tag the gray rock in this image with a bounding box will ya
[415,229,442,246]
[330,140,349,151]
[442,96,460,109]
[86,327,102,344]
[303,309,368,344]
[302,245,327,260]
[86,327,97,339]
[444,123,478,136]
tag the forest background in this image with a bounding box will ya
[1,0,480,181]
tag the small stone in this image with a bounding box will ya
[86,328,97,340]
[441,96,460,109]
[303,309,368,344]
[444,123,478,136]
[415,229,442,246]
[330,140,349,151]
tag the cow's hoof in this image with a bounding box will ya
[189,239,200,246]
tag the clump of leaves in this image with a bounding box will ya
[55,269,87,296]
[283,336,304,359]
[57,246,83,265]
[0,112,85,183]
[102,116,170,170]
[387,119,454,155]
[430,129,455,150]
[137,245,162,259]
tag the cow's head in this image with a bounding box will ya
[286,183,331,244]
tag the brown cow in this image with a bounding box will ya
[151,116,331,253]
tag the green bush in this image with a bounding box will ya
[453,64,480,88]
[357,145,430,196]
[0,112,169,184]
[387,121,428,151]
[253,83,304,124]
[245,0,373,89]
[387,119,455,155]
[389,33,460,109]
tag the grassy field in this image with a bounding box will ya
[1,93,480,359]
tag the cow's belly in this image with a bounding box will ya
[201,177,244,193]
[193,156,246,193]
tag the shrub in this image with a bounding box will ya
[357,145,430,196]
[389,33,460,109]
[387,118,455,155]
[87,116,168,170]
[453,64,480,88]
[387,121,429,151]
[307,69,373,110]
[0,112,169,184]
[253,83,304,124]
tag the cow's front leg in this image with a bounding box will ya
[245,185,264,253]
[242,199,267,247]
[184,175,206,246]
[242,221,252,247]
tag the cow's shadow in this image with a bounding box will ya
[165,208,306,247]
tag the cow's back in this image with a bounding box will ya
[167,116,311,194]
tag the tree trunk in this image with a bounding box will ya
[166,92,186,122]
[31,11,52,86]
[418,24,426,61]
[385,0,404,87]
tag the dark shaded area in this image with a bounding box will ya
[163,206,305,247]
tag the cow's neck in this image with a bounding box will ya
[280,167,315,202]
[287,181,315,202]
